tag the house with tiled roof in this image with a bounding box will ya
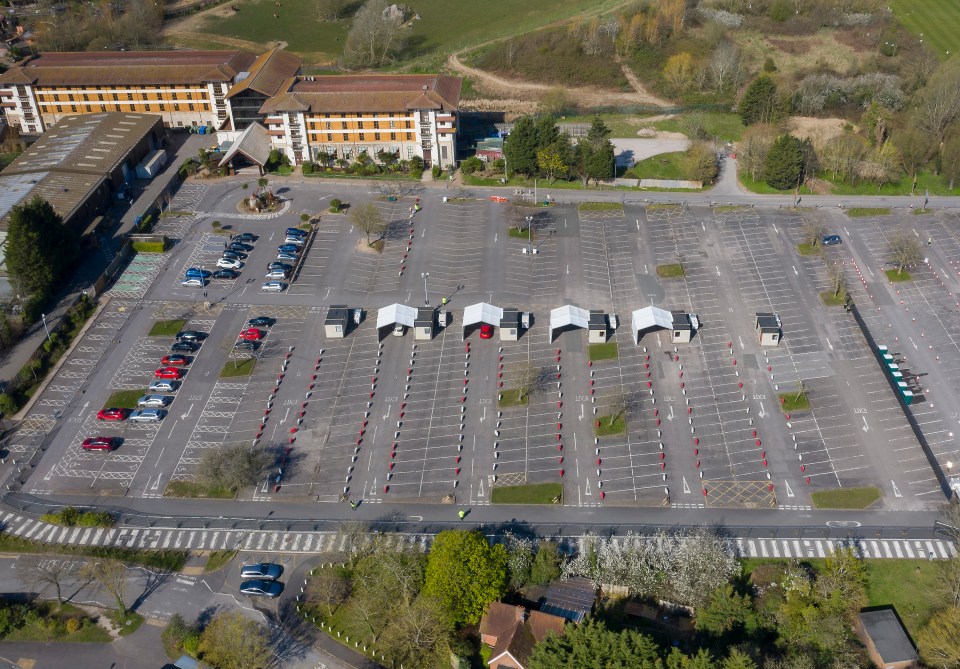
[479,603,566,669]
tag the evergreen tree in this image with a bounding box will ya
[5,196,77,296]
[503,116,539,176]
[529,620,663,669]
[574,115,615,185]
[739,76,780,126]
[762,135,808,190]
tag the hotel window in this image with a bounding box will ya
[405,121,412,129]
[373,121,379,129]
[145,104,151,111]
[71,105,77,112]
[85,105,92,112]
[327,134,333,142]
[374,132,380,140]
[359,133,365,140]
[68,94,75,102]
[112,94,118,101]
[174,104,180,111]
[98,94,104,101]
[56,105,62,112]
[390,133,396,140]
[341,121,347,129]
[325,121,331,130]
[389,120,396,129]
[82,94,88,102]
[127,94,133,101]
[406,133,412,140]
[189,103,194,111]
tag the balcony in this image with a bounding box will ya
[265,129,286,137]
[436,114,455,122]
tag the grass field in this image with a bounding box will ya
[578,202,624,212]
[589,342,619,362]
[103,389,144,410]
[846,207,892,217]
[890,0,960,59]
[197,0,625,63]
[797,243,820,256]
[595,415,626,437]
[810,486,882,509]
[656,263,685,278]
[820,291,847,306]
[886,268,913,282]
[490,482,562,504]
[165,480,235,498]
[778,392,810,413]
[498,389,528,408]
[624,152,688,181]
[148,319,186,337]
[220,358,256,378]
[652,112,745,143]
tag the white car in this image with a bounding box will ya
[265,270,288,280]
[261,281,287,293]
[392,324,405,337]
[181,278,204,288]
[217,257,244,269]
[276,252,298,262]
[129,408,165,422]
[283,237,305,246]
[137,395,171,408]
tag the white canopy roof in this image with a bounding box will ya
[463,302,503,327]
[549,305,589,341]
[631,306,675,344]
[376,303,417,330]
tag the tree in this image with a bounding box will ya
[762,135,808,191]
[505,533,534,589]
[827,263,849,301]
[539,87,571,116]
[381,595,451,669]
[80,559,128,614]
[537,146,568,184]
[509,362,550,402]
[800,217,826,249]
[913,57,960,149]
[200,445,271,493]
[663,52,694,93]
[306,568,351,615]
[343,0,406,68]
[816,546,867,622]
[739,76,779,126]
[5,196,77,297]
[739,125,777,181]
[17,556,79,604]
[888,227,924,273]
[667,648,714,669]
[529,620,662,669]
[503,116,539,176]
[575,116,615,186]
[919,606,960,667]
[893,126,931,189]
[721,649,757,669]
[695,584,752,636]
[422,530,508,626]
[709,42,742,92]
[198,611,272,669]
[349,201,387,245]
[942,128,960,190]
[529,541,563,585]
[317,0,351,21]
[684,142,719,183]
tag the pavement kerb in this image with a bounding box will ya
[12,296,114,421]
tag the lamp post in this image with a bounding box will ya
[526,215,533,253]
[421,272,430,305]
[41,313,51,343]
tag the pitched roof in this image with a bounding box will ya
[526,611,566,642]
[0,50,258,87]
[480,603,523,641]
[487,611,565,669]
[226,48,303,99]
[259,74,462,114]
[218,122,272,168]
[539,577,597,623]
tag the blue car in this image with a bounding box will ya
[822,234,842,246]
[285,228,307,238]
[277,244,301,254]
[185,267,211,278]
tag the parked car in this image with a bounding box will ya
[239,328,263,341]
[181,278,205,288]
[239,563,283,580]
[170,341,198,353]
[239,579,283,598]
[185,268,211,278]
[212,269,239,279]
[285,228,307,238]
[248,316,275,327]
[283,236,305,246]
[276,253,297,262]
[234,341,259,352]
[161,354,189,366]
[228,242,253,252]
[261,281,287,292]
[148,380,179,393]
[82,436,119,451]
[393,324,405,337]
[175,331,206,342]
[129,409,165,423]
[268,262,292,272]
[277,244,300,254]
[216,257,244,269]
[137,394,171,408]
[235,233,257,242]
[265,270,288,280]
[154,367,184,379]
[221,250,248,261]
[96,408,128,421]
[479,323,494,339]
[822,234,842,246]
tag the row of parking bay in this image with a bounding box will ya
[642,207,784,507]
[172,232,242,290]
[11,303,134,495]
[285,217,343,297]
[168,306,312,496]
[852,218,960,498]
[416,200,486,301]
[341,199,409,295]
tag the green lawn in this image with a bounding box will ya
[810,486,882,509]
[220,358,256,378]
[558,113,661,138]
[738,174,816,195]
[651,112,745,143]
[846,207,892,217]
[0,533,187,570]
[890,0,960,59]
[165,480,236,499]
[0,151,20,172]
[103,389,145,410]
[148,319,186,337]
[797,243,820,256]
[820,291,847,307]
[578,202,624,212]
[595,415,626,437]
[589,342,619,362]
[106,610,145,637]
[498,389,528,408]
[623,152,688,181]
[204,550,238,573]
[5,607,113,643]
[490,482,563,504]
[778,392,810,413]
[886,268,913,282]
[656,263,685,278]
[816,171,960,196]
[508,226,532,240]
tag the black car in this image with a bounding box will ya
[235,233,257,242]
[228,242,253,252]
[240,563,283,580]
[234,341,259,351]
[222,250,248,260]
[239,579,283,598]
[268,262,292,272]
[175,330,207,342]
[248,316,276,327]
[171,341,198,353]
[212,268,239,279]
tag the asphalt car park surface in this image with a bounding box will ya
[8,178,952,514]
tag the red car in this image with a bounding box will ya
[161,354,190,366]
[239,328,263,341]
[479,323,494,339]
[82,437,118,451]
[155,367,184,379]
[97,408,127,421]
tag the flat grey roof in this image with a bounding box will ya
[415,307,434,327]
[325,304,349,324]
[588,310,606,330]
[756,313,780,330]
[860,609,918,663]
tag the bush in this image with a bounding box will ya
[65,618,80,634]
[0,393,18,416]
[461,156,484,174]
[410,168,423,179]
[40,507,115,527]
[768,0,791,22]
[162,613,199,659]
[132,241,166,253]
[301,161,315,175]
[330,198,342,213]
[410,155,424,171]
[432,165,442,179]
[136,214,153,233]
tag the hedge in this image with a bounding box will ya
[132,239,167,253]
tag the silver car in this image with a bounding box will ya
[129,408,166,422]
[240,563,283,580]
[148,380,179,393]
[261,281,287,292]
[265,270,288,280]
[137,395,171,408]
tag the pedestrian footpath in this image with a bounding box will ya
[0,511,954,559]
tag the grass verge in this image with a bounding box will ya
[0,533,188,570]
[106,610,145,636]
[498,390,528,408]
[148,319,186,337]
[595,415,626,437]
[913,208,933,215]
[165,480,236,499]
[819,291,848,307]
[204,550,238,573]
[491,482,563,504]
[657,263,685,278]
[778,392,810,413]
[885,269,912,282]
[797,243,820,256]
[622,152,687,181]
[589,342,619,362]
[508,226,531,240]
[4,603,113,643]
[219,358,256,378]
[810,486,882,510]
[103,389,144,410]
[578,202,624,212]
[846,207,891,217]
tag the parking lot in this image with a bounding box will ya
[7,178,950,512]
